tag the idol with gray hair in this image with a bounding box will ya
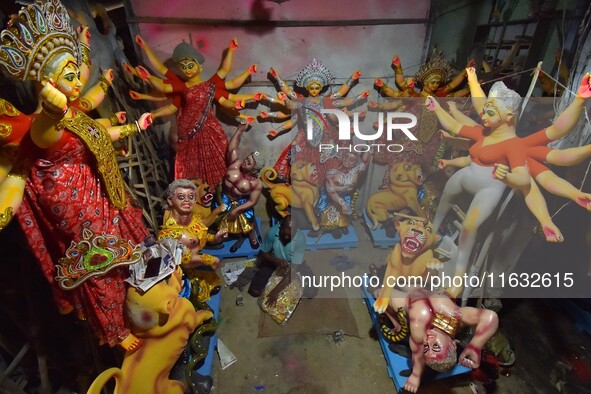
[162,179,196,210]
[425,67,591,300]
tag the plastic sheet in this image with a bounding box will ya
[259,271,303,325]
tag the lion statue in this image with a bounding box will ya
[87,258,214,394]
[373,216,443,313]
[260,167,291,218]
[259,162,320,230]
[366,162,425,230]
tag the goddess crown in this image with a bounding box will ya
[295,59,333,89]
[488,81,522,114]
[414,54,455,86]
[0,0,80,81]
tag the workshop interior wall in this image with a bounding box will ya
[127,0,431,170]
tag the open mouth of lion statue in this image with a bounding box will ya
[401,229,427,255]
[201,191,214,206]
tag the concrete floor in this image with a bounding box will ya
[207,220,591,394]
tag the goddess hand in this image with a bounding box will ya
[102,69,114,84]
[77,26,91,46]
[123,63,137,77]
[424,96,439,111]
[135,35,146,49]
[115,111,126,124]
[138,113,153,131]
[466,67,478,83]
[136,66,151,80]
[254,92,267,101]
[493,163,510,180]
[40,80,67,113]
[268,129,279,138]
[577,73,591,99]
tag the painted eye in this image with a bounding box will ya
[408,219,415,225]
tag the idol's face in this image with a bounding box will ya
[168,187,196,215]
[306,82,323,97]
[177,58,202,79]
[241,154,256,172]
[423,75,442,94]
[52,55,83,101]
[481,100,507,128]
[423,329,454,363]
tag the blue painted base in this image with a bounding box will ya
[302,226,358,250]
[361,286,470,390]
[203,218,262,259]
[362,209,399,249]
[195,289,221,377]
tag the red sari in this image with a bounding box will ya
[17,110,149,347]
[165,70,228,187]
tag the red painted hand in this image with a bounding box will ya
[577,73,591,99]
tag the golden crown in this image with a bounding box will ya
[414,55,455,86]
[295,59,333,89]
[0,0,80,81]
